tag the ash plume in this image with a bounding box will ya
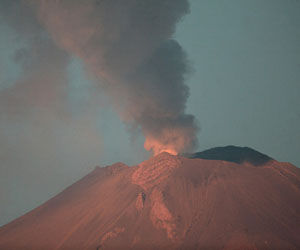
[31,0,199,155]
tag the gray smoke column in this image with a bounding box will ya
[31,0,199,155]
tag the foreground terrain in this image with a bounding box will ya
[0,146,299,249]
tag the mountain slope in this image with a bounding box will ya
[0,147,300,250]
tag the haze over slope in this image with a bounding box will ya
[0,146,299,250]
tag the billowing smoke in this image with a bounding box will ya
[30,0,199,155]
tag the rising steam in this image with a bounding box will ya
[30,0,199,155]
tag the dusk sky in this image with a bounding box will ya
[0,0,299,226]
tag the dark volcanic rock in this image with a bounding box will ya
[187,145,272,166]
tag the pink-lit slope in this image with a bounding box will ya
[0,149,299,249]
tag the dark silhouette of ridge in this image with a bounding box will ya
[187,146,273,166]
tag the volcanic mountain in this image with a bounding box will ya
[0,146,300,250]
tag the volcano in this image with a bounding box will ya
[0,146,299,250]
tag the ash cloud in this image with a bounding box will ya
[31,0,199,154]
[0,0,70,114]
[0,0,198,225]
[0,0,104,225]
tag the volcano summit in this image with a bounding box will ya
[0,146,299,250]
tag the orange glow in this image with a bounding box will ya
[143,124,197,156]
[144,137,178,156]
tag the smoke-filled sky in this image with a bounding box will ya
[0,0,300,225]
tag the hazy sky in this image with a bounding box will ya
[0,0,300,226]
[178,0,300,165]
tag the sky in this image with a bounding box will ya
[0,0,300,226]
